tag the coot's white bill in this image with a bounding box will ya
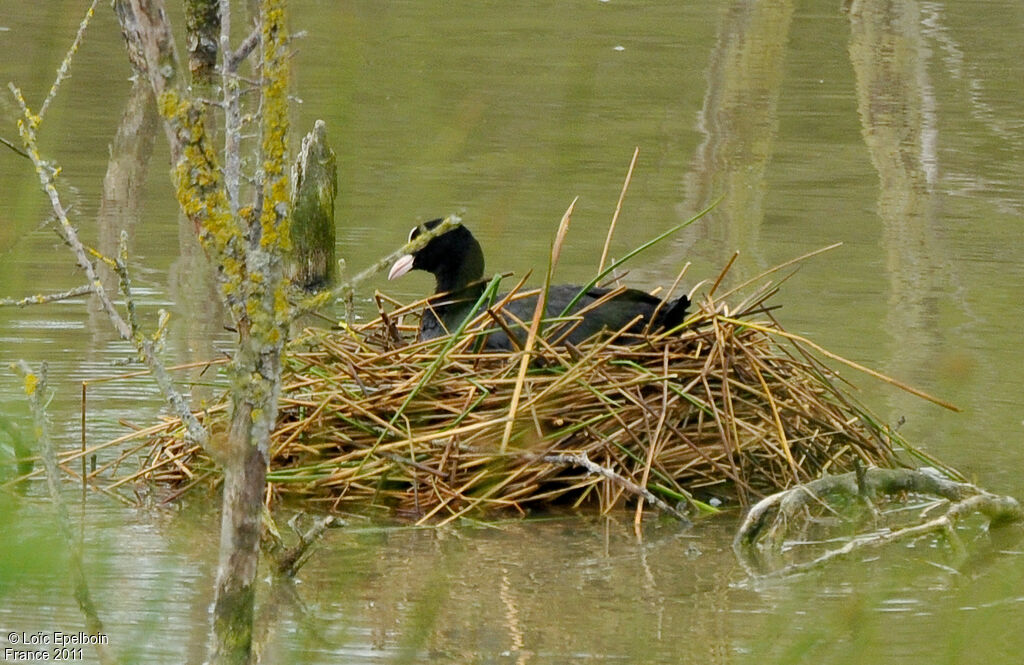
[388,254,415,280]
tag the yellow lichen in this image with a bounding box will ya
[256,0,292,262]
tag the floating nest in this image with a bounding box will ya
[105,272,950,522]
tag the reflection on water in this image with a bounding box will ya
[849,0,950,433]
[1,0,1024,663]
[680,0,795,270]
[2,504,1022,664]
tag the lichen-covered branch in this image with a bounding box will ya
[201,2,293,663]
[296,215,464,315]
[251,0,292,351]
[39,0,100,120]
[0,285,93,307]
[14,2,299,663]
[116,0,249,322]
[8,85,207,448]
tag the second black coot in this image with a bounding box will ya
[388,219,689,350]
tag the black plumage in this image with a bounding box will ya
[388,219,689,349]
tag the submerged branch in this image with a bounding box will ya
[733,467,1024,577]
[274,514,337,578]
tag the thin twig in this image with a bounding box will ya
[296,215,463,315]
[39,0,100,119]
[0,284,92,307]
[1,134,30,158]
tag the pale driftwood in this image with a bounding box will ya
[733,467,1023,577]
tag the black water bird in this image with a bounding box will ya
[388,219,690,350]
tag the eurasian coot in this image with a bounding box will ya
[388,219,689,349]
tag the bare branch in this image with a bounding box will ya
[220,0,243,212]
[0,284,92,307]
[228,25,261,70]
[295,215,464,316]
[1,133,30,158]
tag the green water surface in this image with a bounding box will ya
[1,1,1022,663]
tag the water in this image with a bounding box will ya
[1,0,1023,662]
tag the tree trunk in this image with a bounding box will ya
[209,399,267,664]
[112,3,291,662]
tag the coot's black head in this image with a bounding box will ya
[388,219,485,294]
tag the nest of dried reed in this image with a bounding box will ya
[112,266,950,523]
